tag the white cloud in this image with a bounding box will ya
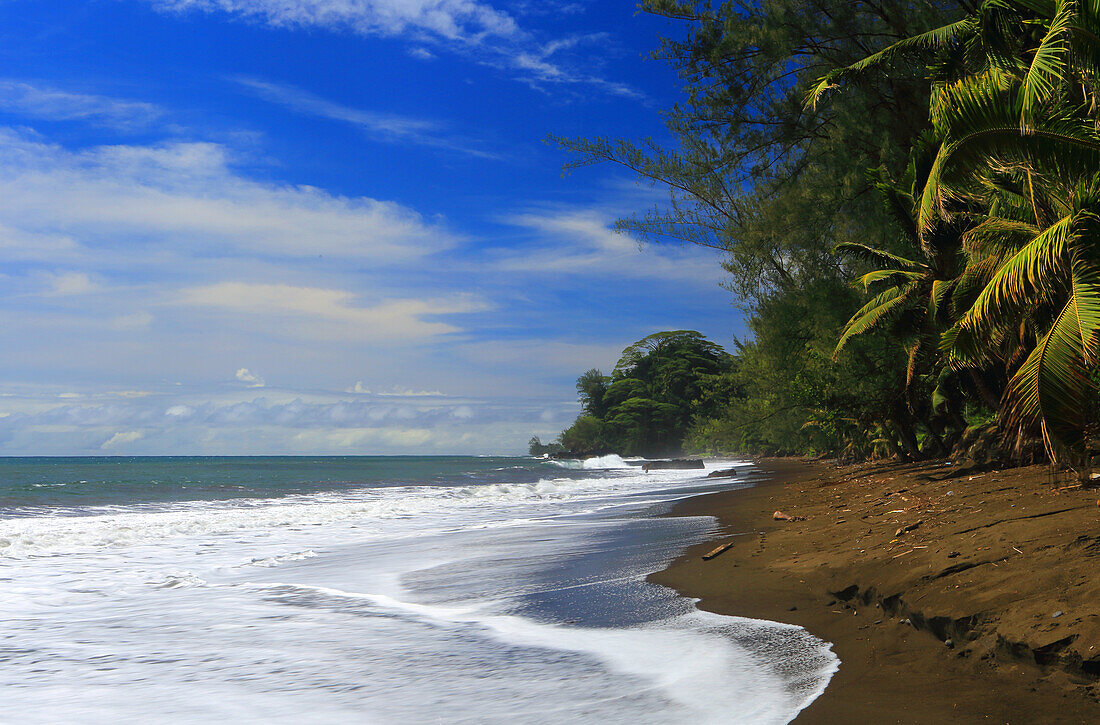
[379,386,445,396]
[0,130,454,262]
[344,381,445,395]
[0,126,507,388]
[513,209,638,253]
[0,80,163,129]
[43,272,99,296]
[490,208,725,281]
[180,282,488,340]
[149,2,638,98]
[110,311,154,331]
[292,426,435,449]
[505,35,642,99]
[236,78,436,136]
[0,224,80,261]
[235,367,265,387]
[153,0,519,41]
[459,339,625,374]
[233,77,496,157]
[107,390,153,398]
[101,430,144,448]
[0,385,580,455]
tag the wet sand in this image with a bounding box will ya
[650,458,1100,723]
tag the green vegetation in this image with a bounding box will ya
[527,437,565,456]
[550,1,1100,474]
[555,331,733,457]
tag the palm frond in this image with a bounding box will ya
[1003,257,1100,454]
[1020,0,1075,130]
[961,215,1040,254]
[872,178,919,243]
[855,269,923,290]
[832,242,923,270]
[1011,0,1058,16]
[835,284,921,356]
[918,74,1100,236]
[957,213,1076,338]
[805,19,978,109]
[929,278,956,320]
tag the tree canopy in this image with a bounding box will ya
[555,331,733,456]
[550,1,1100,476]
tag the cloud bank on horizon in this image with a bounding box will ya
[0,0,739,454]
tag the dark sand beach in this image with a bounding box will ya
[651,459,1100,723]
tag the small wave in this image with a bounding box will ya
[0,474,647,559]
[582,454,634,469]
[243,550,319,568]
[0,457,747,560]
[150,573,207,589]
[454,477,581,499]
[551,454,634,470]
[243,581,836,724]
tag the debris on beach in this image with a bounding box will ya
[894,519,922,536]
[773,510,805,522]
[701,540,736,560]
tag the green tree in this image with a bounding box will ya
[528,436,565,456]
[553,331,734,456]
[576,369,611,418]
[553,0,954,303]
[812,0,1100,466]
[550,1,963,460]
[685,276,915,458]
[558,415,608,457]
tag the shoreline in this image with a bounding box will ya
[650,458,1100,723]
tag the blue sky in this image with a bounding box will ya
[0,0,742,455]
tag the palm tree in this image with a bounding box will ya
[832,139,974,455]
[811,0,1100,467]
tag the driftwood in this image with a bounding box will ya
[895,519,923,537]
[773,510,805,522]
[701,541,736,560]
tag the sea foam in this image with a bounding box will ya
[0,456,833,724]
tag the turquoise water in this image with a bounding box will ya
[0,455,549,511]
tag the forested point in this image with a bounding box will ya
[531,331,734,457]
[542,1,1100,477]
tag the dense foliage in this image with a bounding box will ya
[553,331,733,457]
[553,1,1100,473]
[806,0,1100,471]
[553,1,964,460]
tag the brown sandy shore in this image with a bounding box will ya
[649,458,1100,723]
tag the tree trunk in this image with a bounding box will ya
[878,422,908,461]
[920,418,948,458]
[890,397,924,461]
[898,427,922,461]
[948,407,968,434]
[892,416,922,461]
[968,370,1000,412]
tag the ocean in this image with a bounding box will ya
[0,455,837,724]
